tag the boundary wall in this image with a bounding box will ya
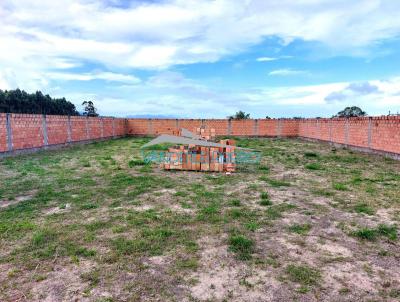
[1,114,399,158]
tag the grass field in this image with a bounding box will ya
[0,137,399,302]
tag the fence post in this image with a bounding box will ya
[253,119,259,136]
[42,114,48,146]
[86,117,90,140]
[367,117,372,149]
[175,118,179,129]
[112,117,115,137]
[6,113,13,152]
[148,119,153,135]
[277,119,282,137]
[67,116,72,143]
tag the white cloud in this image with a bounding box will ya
[48,71,141,84]
[62,73,400,118]
[1,0,400,117]
[2,0,400,73]
[268,69,308,76]
[256,57,277,62]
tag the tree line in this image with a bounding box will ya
[0,89,80,115]
[228,106,367,120]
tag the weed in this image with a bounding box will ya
[258,165,270,172]
[128,159,147,167]
[333,183,348,191]
[304,152,319,158]
[260,199,273,206]
[81,269,100,287]
[261,177,291,187]
[354,203,374,215]
[245,222,260,232]
[352,228,378,241]
[229,199,241,206]
[305,163,322,170]
[288,223,312,235]
[175,258,198,270]
[285,264,321,286]
[228,234,254,260]
[260,192,272,206]
[377,224,398,241]
[352,224,397,241]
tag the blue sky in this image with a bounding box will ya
[1,0,400,118]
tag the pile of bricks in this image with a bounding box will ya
[162,139,236,172]
[194,126,216,141]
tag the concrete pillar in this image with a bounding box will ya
[148,119,153,135]
[112,118,115,137]
[67,116,72,143]
[100,117,104,138]
[86,117,90,140]
[227,119,232,136]
[42,114,48,146]
[277,119,283,137]
[345,118,349,146]
[6,113,13,151]
[254,119,259,136]
[368,117,372,148]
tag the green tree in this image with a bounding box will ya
[0,89,79,115]
[82,101,99,117]
[335,106,367,118]
[228,110,250,120]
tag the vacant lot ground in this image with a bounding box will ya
[0,137,399,302]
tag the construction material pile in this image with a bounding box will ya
[194,126,216,140]
[141,127,261,173]
[163,139,236,172]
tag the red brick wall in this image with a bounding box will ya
[258,119,278,136]
[370,116,400,154]
[1,115,400,156]
[70,116,88,142]
[114,119,126,136]
[204,120,229,136]
[127,118,148,135]
[88,117,102,139]
[231,120,255,136]
[10,114,44,150]
[46,115,69,145]
[280,119,299,137]
[103,118,114,137]
[0,114,8,152]
[178,120,203,132]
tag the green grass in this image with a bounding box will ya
[352,224,398,241]
[0,136,399,301]
[305,163,322,170]
[228,234,254,260]
[261,177,291,187]
[288,223,312,235]
[304,152,319,158]
[285,264,321,287]
[260,191,272,206]
[333,183,348,191]
[354,203,375,215]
